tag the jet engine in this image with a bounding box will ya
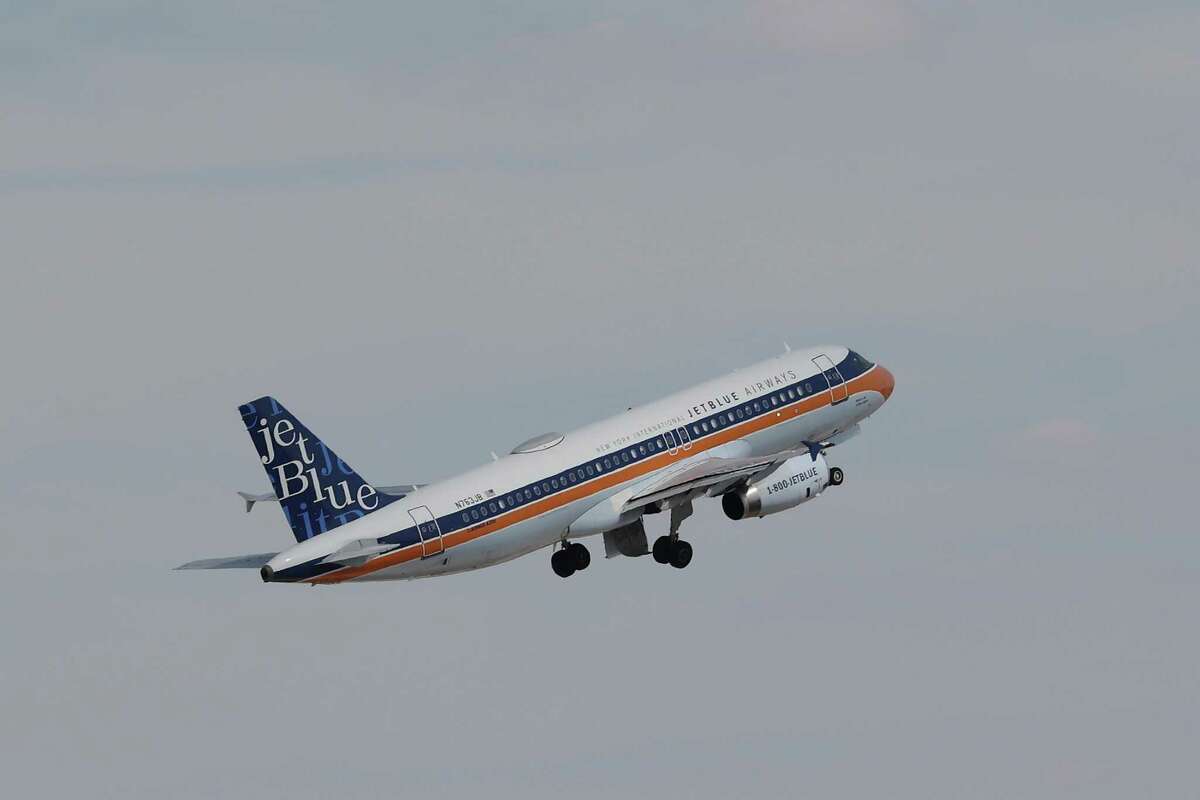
[721,453,831,520]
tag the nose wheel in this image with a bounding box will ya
[551,541,590,578]
[829,466,844,486]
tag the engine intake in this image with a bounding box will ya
[722,453,829,520]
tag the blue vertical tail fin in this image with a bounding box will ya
[238,396,398,542]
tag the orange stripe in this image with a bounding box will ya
[310,366,891,584]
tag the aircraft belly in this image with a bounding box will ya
[348,496,601,581]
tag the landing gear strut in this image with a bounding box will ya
[551,541,590,578]
[652,500,694,569]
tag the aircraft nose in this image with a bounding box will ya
[877,365,895,401]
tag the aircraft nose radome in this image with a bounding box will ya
[878,365,895,400]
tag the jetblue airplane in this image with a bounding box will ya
[178,346,895,583]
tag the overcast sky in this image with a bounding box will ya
[3,2,1198,797]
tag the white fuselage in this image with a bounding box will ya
[266,345,894,583]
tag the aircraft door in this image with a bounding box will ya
[676,425,693,451]
[664,429,679,455]
[813,354,849,404]
[408,505,444,558]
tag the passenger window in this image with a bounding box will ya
[753,402,761,412]
[533,485,542,497]
[462,512,469,522]
[603,458,611,469]
[804,382,812,393]
[692,425,700,435]
[586,465,595,477]
[498,500,505,510]
[569,472,577,483]
[551,478,559,489]
[480,505,488,517]
[489,502,498,513]
[639,445,647,455]
[657,438,665,449]
[471,508,479,520]
[506,495,514,506]
[542,482,550,492]
[622,452,630,463]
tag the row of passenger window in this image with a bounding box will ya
[460,435,678,523]
[682,380,828,438]
[454,353,874,528]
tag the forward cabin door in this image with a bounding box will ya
[409,505,444,558]
[676,424,693,451]
[813,354,849,405]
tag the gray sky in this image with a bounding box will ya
[2,2,1198,797]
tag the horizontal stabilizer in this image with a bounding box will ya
[237,484,422,513]
[175,552,278,570]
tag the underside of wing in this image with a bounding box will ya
[624,424,861,513]
[622,453,790,512]
[175,552,279,570]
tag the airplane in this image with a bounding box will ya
[177,345,894,583]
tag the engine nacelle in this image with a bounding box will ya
[721,453,829,520]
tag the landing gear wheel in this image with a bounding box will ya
[652,536,674,564]
[669,540,693,569]
[829,466,844,486]
[568,542,591,571]
[551,548,576,578]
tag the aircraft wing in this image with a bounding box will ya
[623,422,864,513]
[621,434,855,513]
[175,552,278,570]
[237,484,424,512]
[621,454,786,511]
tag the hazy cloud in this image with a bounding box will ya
[752,0,921,53]
[3,3,1198,798]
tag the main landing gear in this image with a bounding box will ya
[652,536,693,569]
[829,466,844,487]
[551,541,590,578]
[652,499,694,569]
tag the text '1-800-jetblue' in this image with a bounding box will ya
[178,345,895,583]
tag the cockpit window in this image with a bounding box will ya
[839,350,875,380]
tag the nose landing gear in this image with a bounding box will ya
[829,466,844,486]
[551,541,591,578]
